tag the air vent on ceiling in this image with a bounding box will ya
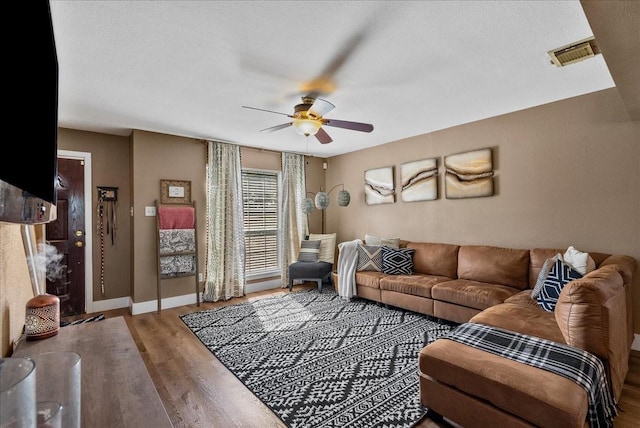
[548,37,599,67]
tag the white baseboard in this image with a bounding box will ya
[131,293,199,315]
[245,278,282,294]
[633,334,640,352]
[89,296,131,313]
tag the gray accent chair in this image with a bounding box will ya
[288,261,333,292]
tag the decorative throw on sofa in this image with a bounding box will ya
[444,323,617,428]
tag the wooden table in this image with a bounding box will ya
[13,316,173,428]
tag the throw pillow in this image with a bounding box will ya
[365,234,401,249]
[308,233,337,264]
[563,246,596,275]
[381,246,415,275]
[531,253,563,299]
[356,244,383,271]
[297,239,321,263]
[536,259,583,312]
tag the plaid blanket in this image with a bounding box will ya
[444,322,617,428]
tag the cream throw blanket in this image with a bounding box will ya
[337,239,362,299]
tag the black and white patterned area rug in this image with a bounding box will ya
[180,289,455,428]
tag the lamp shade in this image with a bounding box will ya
[302,197,314,214]
[315,192,329,209]
[337,190,351,206]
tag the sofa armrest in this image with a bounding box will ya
[554,266,628,399]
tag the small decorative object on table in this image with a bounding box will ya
[25,293,60,340]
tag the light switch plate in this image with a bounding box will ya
[145,206,156,216]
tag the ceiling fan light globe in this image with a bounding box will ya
[293,118,321,136]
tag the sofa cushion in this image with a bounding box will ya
[529,248,565,288]
[407,242,459,278]
[470,303,566,344]
[431,279,520,311]
[598,254,638,285]
[504,289,538,307]
[457,245,530,290]
[536,259,583,312]
[355,271,387,289]
[381,246,415,275]
[356,244,383,272]
[380,274,451,298]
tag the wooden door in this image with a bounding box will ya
[46,158,86,316]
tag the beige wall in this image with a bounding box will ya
[130,130,207,303]
[58,128,132,301]
[326,87,640,332]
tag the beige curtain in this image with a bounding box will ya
[279,152,308,288]
[203,141,246,301]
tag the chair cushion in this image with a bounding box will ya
[288,261,333,279]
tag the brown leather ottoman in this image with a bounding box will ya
[419,339,589,428]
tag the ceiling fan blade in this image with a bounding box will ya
[322,119,374,133]
[315,127,333,144]
[260,122,292,133]
[309,98,335,118]
[242,105,293,117]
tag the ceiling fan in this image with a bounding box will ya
[242,96,374,144]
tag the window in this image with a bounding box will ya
[242,169,280,277]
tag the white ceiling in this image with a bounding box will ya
[49,0,614,158]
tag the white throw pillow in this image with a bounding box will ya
[364,234,401,249]
[308,233,337,264]
[563,246,596,275]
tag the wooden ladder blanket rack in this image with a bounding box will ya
[155,199,201,312]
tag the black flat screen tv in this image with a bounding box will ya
[1,0,58,205]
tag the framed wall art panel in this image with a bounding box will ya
[400,158,439,202]
[161,179,192,204]
[444,148,494,199]
[364,166,395,205]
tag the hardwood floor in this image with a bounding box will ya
[67,286,640,428]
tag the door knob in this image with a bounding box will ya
[74,230,84,237]
[75,241,83,247]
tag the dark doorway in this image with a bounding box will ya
[46,157,86,316]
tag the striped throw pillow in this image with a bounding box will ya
[298,240,321,262]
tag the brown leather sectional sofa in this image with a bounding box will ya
[353,242,637,428]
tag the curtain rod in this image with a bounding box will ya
[196,138,320,158]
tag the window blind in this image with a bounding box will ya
[242,169,279,275]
